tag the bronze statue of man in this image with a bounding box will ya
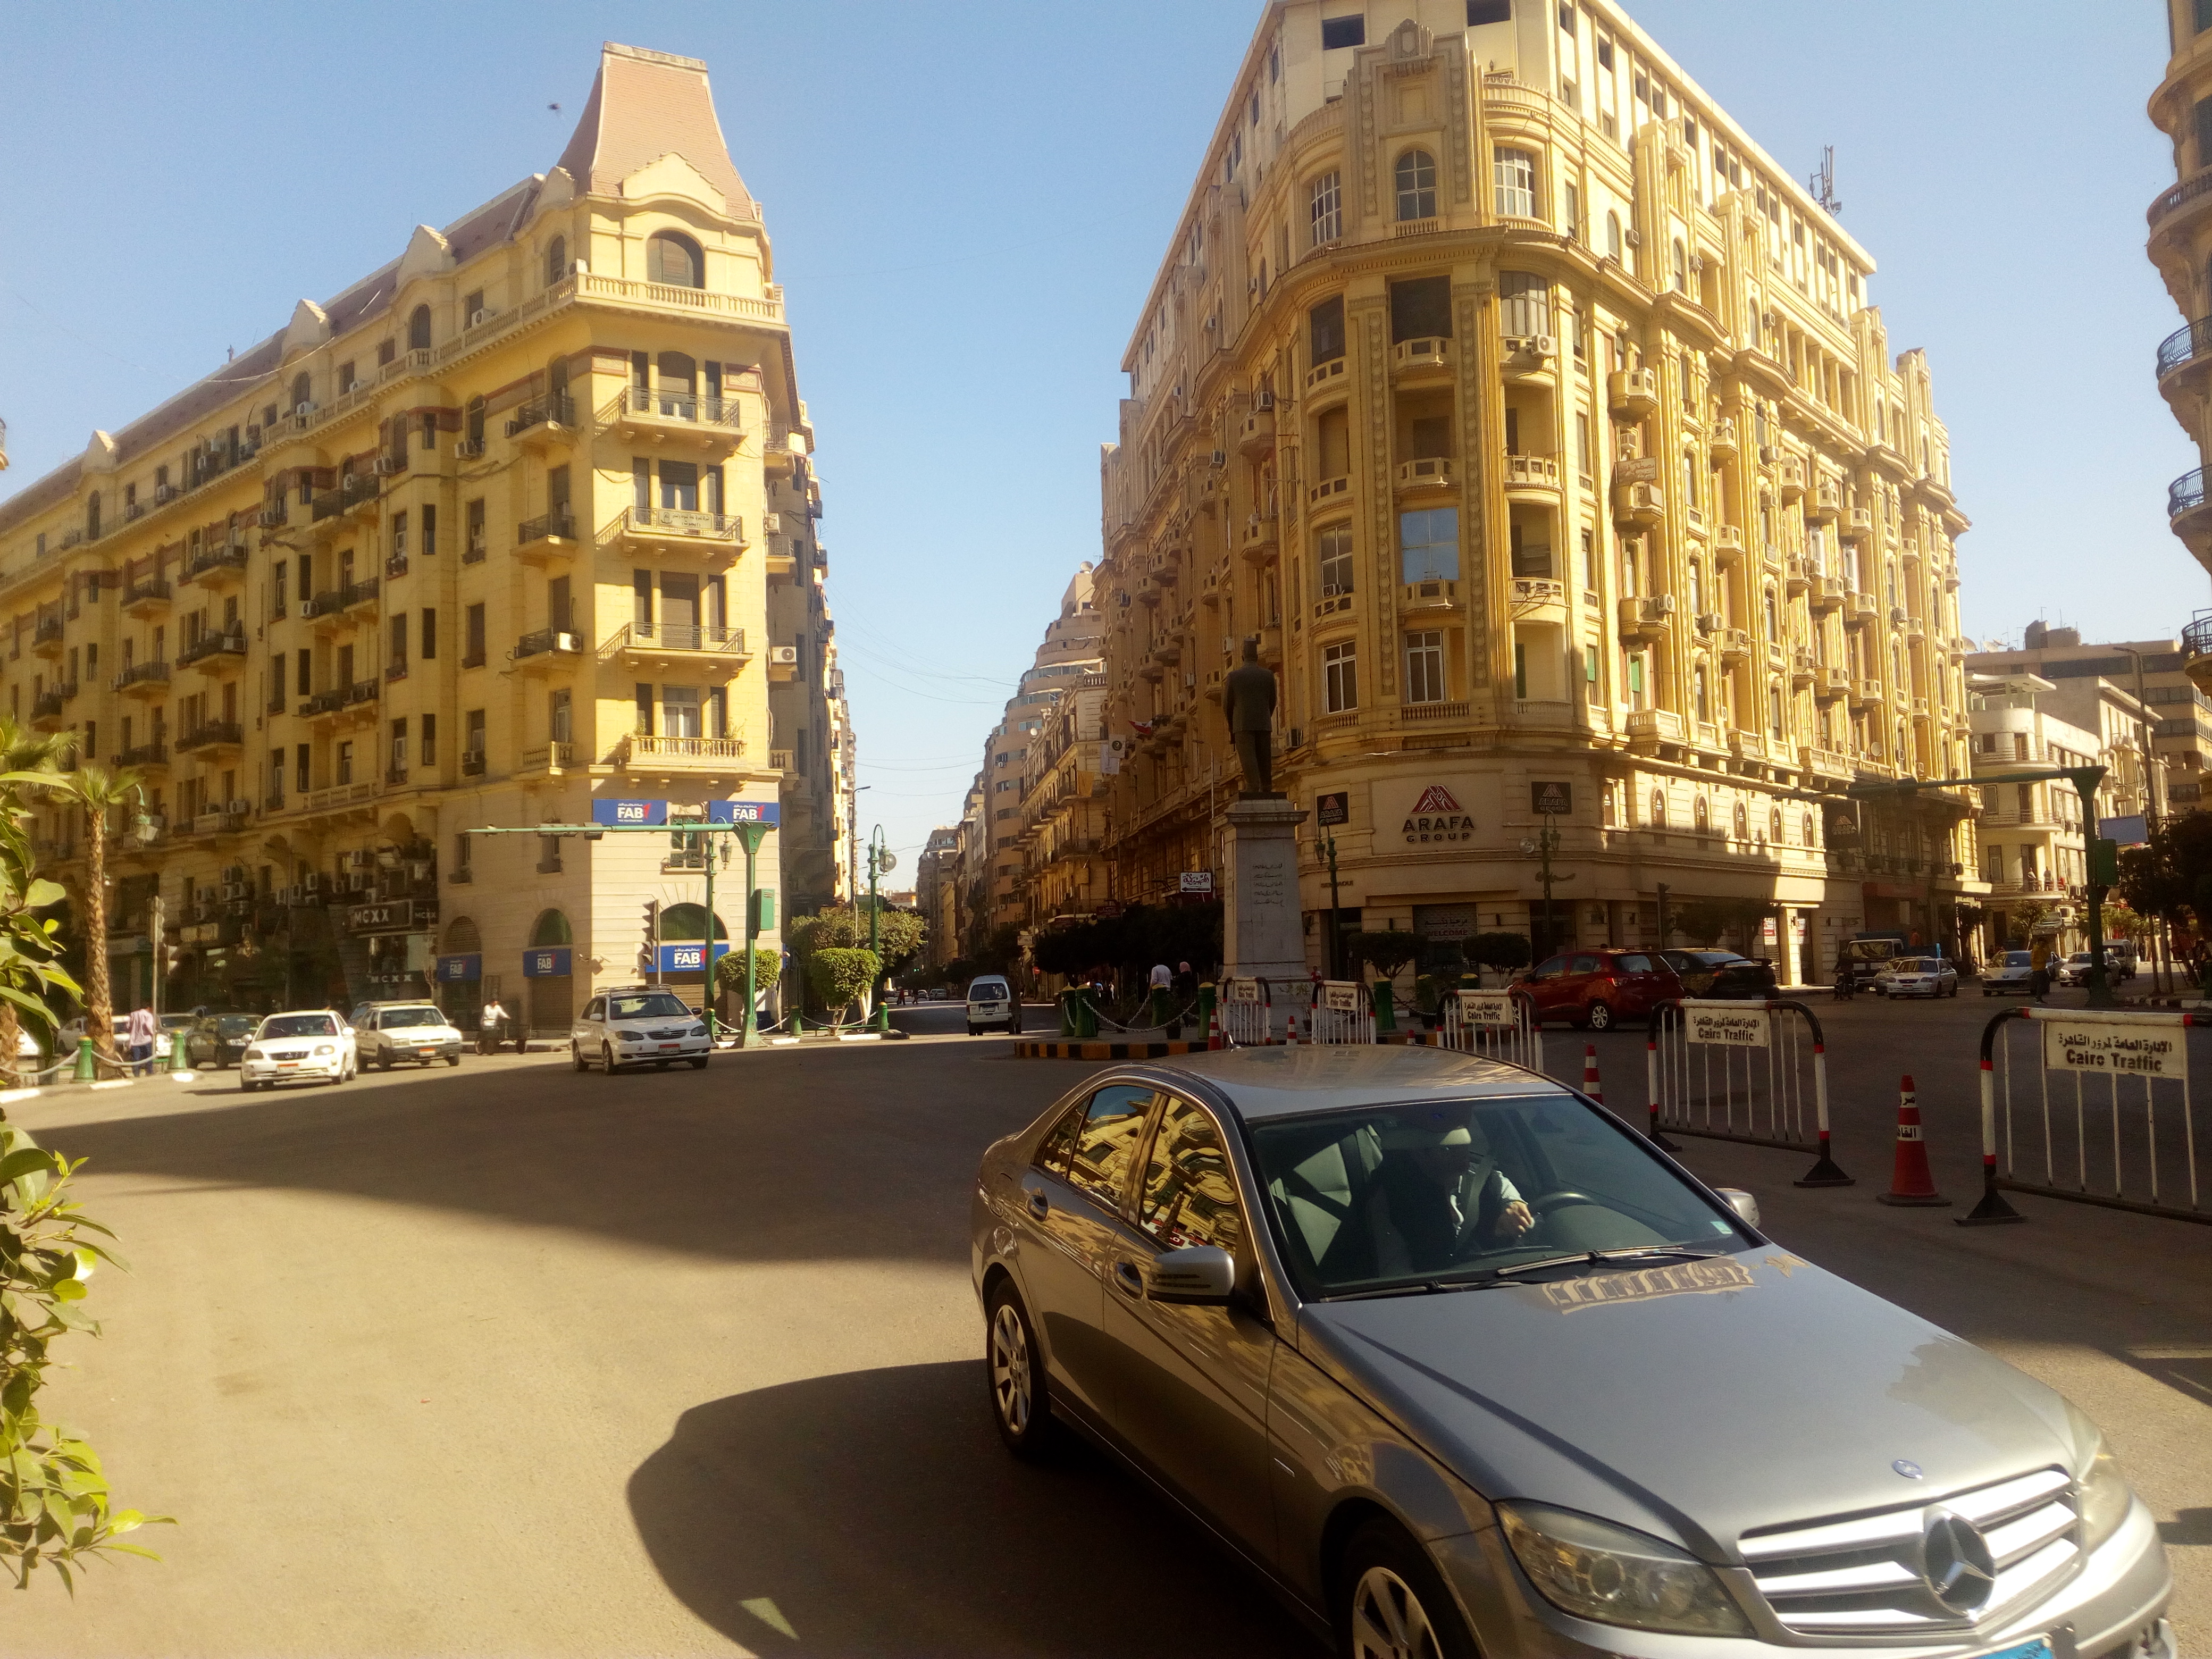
[1224,635,1279,798]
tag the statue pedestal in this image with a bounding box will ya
[1224,796,1309,987]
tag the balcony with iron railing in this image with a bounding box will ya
[175,720,244,755]
[117,742,169,771]
[185,540,249,585]
[513,626,583,668]
[505,392,577,445]
[516,508,578,560]
[112,659,171,695]
[178,626,248,669]
[121,574,172,615]
[604,386,743,453]
[616,505,743,550]
[603,623,749,665]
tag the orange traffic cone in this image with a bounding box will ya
[1286,1009,1301,1046]
[1207,1002,1223,1051]
[1875,1075,1950,1206]
[1582,1043,1603,1103]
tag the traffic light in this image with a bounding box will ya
[640,898,660,977]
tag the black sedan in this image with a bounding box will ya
[185,1012,261,1069]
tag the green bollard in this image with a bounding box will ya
[72,1036,97,1083]
[1197,982,1217,1044]
[1075,992,1098,1041]
[1371,979,1396,1035]
[1150,986,1174,1031]
[169,1032,195,1073]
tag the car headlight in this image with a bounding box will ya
[313,1044,333,1055]
[688,1023,708,1037]
[2067,1405,2136,1551]
[1498,1503,1749,1637]
[244,1047,264,1061]
[619,1030,644,1043]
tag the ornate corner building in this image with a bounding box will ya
[0,43,851,1029]
[2151,0,2212,699]
[1093,0,1983,976]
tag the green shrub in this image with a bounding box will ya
[713,948,783,1000]
[807,948,881,1017]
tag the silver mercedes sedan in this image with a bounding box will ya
[969,1046,2173,1659]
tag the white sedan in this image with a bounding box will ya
[571,987,711,1074]
[1871,956,1959,998]
[239,1011,359,1091]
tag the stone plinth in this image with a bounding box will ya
[1224,795,1309,985]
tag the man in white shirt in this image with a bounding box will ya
[125,1003,158,1075]
[478,998,506,1057]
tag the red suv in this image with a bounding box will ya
[1519,950,1682,1030]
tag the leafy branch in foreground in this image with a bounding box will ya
[0,1125,170,1589]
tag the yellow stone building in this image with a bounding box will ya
[0,43,850,1032]
[2151,0,2212,693]
[1094,0,1982,979]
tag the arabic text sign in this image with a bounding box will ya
[1684,1003,1770,1048]
[1453,990,1518,1027]
[1319,979,1364,1013]
[2041,1017,2188,1080]
[1225,977,1263,1004]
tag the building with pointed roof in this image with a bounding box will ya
[0,41,851,1030]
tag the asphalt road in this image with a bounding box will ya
[0,1009,2202,1656]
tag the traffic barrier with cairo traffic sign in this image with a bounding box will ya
[1439,988,1544,1072]
[1220,977,1272,1046]
[1966,1005,2208,1227]
[1305,978,1375,1045]
[1646,998,1853,1188]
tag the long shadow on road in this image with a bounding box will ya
[628,1360,1313,1658]
[24,1045,1100,1267]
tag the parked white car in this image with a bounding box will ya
[1872,956,1959,998]
[569,987,710,1074]
[356,1003,465,1069]
[239,1011,358,1091]
[1983,950,2039,995]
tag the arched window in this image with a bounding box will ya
[1682,449,1699,513]
[1492,146,1535,218]
[289,371,312,412]
[445,917,482,954]
[658,902,728,941]
[1650,789,1668,828]
[86,491,101,541]
[1695,795,1712,834]
[1804,813,1817,847]
[1770,807,1784,843]
[1769,678,1785,739]
[1672,238,1689,293]
[1693,665,1709,722]
[1605,212,1622,262]
[1394,149,1437,222]
[647,231,703,288]
[407,305,431,351]
[544,235,567,286]
[529,908,572,947]
[1309,170,1342,245]
[1733,801,1749,840]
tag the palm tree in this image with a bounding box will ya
[0,719,76,1073]
[24,761,146,1070]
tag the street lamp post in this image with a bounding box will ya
[1320,832,1343,980]
[867,826,895,1033]
[1522,816,1573,958]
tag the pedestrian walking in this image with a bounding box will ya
[479,996,507,1057]
[125,1002,157,1076]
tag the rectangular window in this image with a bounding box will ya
[1309,171,1342,246]
[662,685,702,739]
[549,689,572,744]
[1468,0,1511,21]
[272,562,287,617]
[1581,527,1597,586]
[465,708,486,759]
[1493,146,1536,218]
[421,608,436,659]
[296,746,310,792]
[465,498,485,555]
[1323,641,1358,712]
[390,718,407,771]
[2197,94,2212,169]
[2199,0,2212,33]
[1563,181,1579,240]
[1584,643,1599,684]
[456,831,472,878]
[1405,631,1446,704]
[336,740,354,786]
[709,685,728,739]
[633,569,654,630]
[1497,270,1551,339]
[1574,413,1591,479]
[634,684,653,736]
[465,602,486,665]
[389,615,407,668]
[296,649,311,697]
[1514,642,1528,700]
[1388,274,1453,343]
[1309,295,1346,366]
[1398,508,1460,583]
[421,502,436,556]
[1317,526,1355,596]
[392,507,409,556]
[1321,13,1364,49]
[420,713,435,766]
[1627,652,1645,708]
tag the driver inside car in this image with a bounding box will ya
[1368,1118,1537,1274]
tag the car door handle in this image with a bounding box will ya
[1112,1261,1144,1297]
[1025,1190,1049,1220]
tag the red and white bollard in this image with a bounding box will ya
[1582,1043,1602,1103]
[1207,1001,1224,1051]
[1285,1009,1301,1046]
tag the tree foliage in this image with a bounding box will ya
[1468,932,1532,971]
[1028,903,1222,981]
[1345,930,1422,979]
[807,948,881,1015]
[711,948,784,1000]
[2116,812,2212,927]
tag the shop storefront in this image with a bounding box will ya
[343,898,438,1005]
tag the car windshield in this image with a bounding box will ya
[160,1013,196,1029]
[380,1008,447,1028]
[969,981,1008,998]
[2005,952,2035,968]
[260,1015,337,1038]
[608,993,691,1021]
[2067,954,2093,965]
[216,1016,257,1035]
[1249,1093,1747,1300]
[1892,959,1933,973]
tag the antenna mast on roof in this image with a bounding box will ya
[1808,146,1842,216]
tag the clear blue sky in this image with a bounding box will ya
[0,1,2196,871]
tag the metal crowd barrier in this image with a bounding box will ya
[1646,998,1851,1187]
[1441,988,1544,1072]
[1305,979,1375,1045]
[1965,1006,2206,1226]
[1220,977,1272,1046]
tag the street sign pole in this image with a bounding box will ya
[701,821,716,1044]
[735,821,768,1047]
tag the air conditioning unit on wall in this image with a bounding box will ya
[769,646,799,666]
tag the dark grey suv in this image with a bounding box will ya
[970,1046,2172,1658]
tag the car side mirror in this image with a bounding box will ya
[1145,1244,1236,1305]
[1715,1188,1761,1229]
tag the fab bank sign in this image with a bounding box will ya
[1375,778,1479,848]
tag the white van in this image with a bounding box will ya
[965,976,1021,1036]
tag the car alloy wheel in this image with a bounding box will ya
[572,1043,587,1073]
[1585,1000,1613,1032]
[1348,1565,1443,1659]
[1339,1517,1474,1659]
[601,1043,616,1074]
[990,1301,1032,1436]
